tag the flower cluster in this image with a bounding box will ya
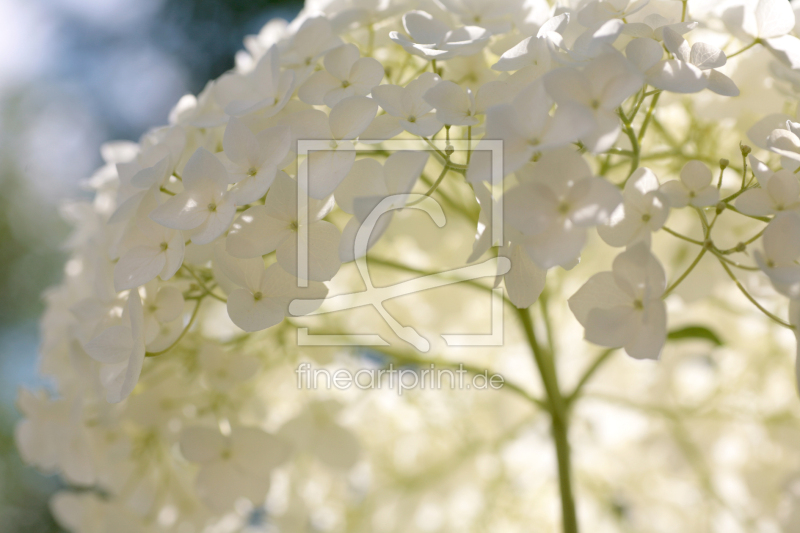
[18,0,800,531]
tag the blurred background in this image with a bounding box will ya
[0,0,302,530]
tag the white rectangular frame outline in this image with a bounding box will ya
[293,138,504,349]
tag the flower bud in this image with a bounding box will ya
[719,158,729,170]
[739,142,751,157]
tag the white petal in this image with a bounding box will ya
[114,246,166,291]
[689,186,720,208]
[503,244,547,308]
[763,35,800,70]
[84,326,134,364]
[223,117,261,168]
[612,243,667,299]
[659,180,690,208]
[383,150,429,194]
[706,70,739,97]
[424,80,473,125]
[646,60,707,93]
[681,160,713,190]
[227,206,291,258]
[334,158,387,214]
[755,0,796,38]
[149,191,212,231]
[349,57,384,91]
[689,42,726,69]
[329,95,378,140]
[298,70,341,105]
[747,113,792,150]
[227,288,286,332]
[584,305,639,348]
[371,84,404,116]
[403,10,449,44]
[359,114,403,142]
[569,272,632,326]
[153,287,184,323]
[230,428,291,475]
[276,220,342,282]
[183,147,229,192]
[179,427,227,463]
[625,37,664,72]
[524,224,587,269]
[160,231,185,281]
[767,128,800,161]
[624,300,667,360]
[323,43,360,80]
[663,27,690,62]
[189,198,236,245]
[303,148,356,199]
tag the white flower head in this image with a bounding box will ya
[366,72,443,140]
[599,167,670,248]
[150,147,236,245]
[83,289,146,403]
[298,43,384,107]
[544,51,644,153]
[218,117,291,205]
[754,211,800,298]
[504,148,622,269]
[660,160,720,209]
[569,243,668,360]
[179,426,291,511]
[226,172,342,282]
[282,95,378,199]
[736,169,800,216]
[389,11,491,60]
[215,46,295,117]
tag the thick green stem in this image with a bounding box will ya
[516,308,578,533]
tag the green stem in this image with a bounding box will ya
[617,109,640,185]
[663,247,707,297]
[146,297,203,357]
[727,38,760,58]
[638,91,661,142]
[566,349,616,404]
[716,258,795,329]
[407,164,450,206]
[662,226,704,246]
[516,308,578,533]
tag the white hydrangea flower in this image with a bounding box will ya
[503,149,622,268]
[217,117,291,206]
[83,289,146,403]
[659,160,720,208]
[179,426,291,511]
[298,43,384,107]
[754,211,800,298]
[577,0,650,28]
[389,10,491,60]
[283,95,378,199]
[215,46,295,117]
[367,72,443,139]
[599,167,670,247]
[543,51,643,152]
[215,248,328,332]
[422,79,513,126]
[569,243,667,360]
[149,147,236,245]
[335,150,429,261]
[470,79,594,180]
[226,171,342,282]
[736,169,800,216]
[491,13,569,74]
